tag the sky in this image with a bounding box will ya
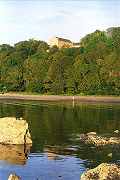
[0,0,120,45]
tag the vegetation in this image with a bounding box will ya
[0,27,120,95]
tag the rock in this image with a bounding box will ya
[87,132,97,136]
[80,132,120,147]
[0,117,32,145]
[81,163,120,180]
[8,174,20,180]
[114,130,119,134]
[0,144,31,165]
[109,137,120,144]
[107,153,112,158]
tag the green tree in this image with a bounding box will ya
[24,52,49,93]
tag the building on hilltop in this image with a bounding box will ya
[48,36,73,48]
[48,36,80,48]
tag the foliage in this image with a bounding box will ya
[0,28,120,95]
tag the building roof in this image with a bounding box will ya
[55,37,72,43]
[73,42,80,45]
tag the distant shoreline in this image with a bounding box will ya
[0,93,120,104]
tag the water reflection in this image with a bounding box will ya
[44,143,120,168]
[44,145,78,157]
[0,144,31,165]
[0,100,120,179]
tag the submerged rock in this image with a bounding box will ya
[81,163,120,180]
[80,132,120,147]
[0,117,32,145]
[8,174,20,180]
[114,130,119,134]
[107,152,113,158]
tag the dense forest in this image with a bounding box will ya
[0,27,120,95]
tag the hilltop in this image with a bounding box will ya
[0,27,120,95]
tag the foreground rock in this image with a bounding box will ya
[8,174,20,180]
[0,117,32,145]
[0,144,31,165]
[80,132,120,147]
[81,163,120,180]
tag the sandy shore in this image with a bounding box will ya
[0,93,120,103]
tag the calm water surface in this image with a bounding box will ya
[0,100,120,180]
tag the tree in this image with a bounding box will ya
[24,52,49,93]
[45,52,74,94]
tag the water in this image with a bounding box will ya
[0,100,120,180]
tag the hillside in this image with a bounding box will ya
[0,27,120,95]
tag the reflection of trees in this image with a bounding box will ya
[76,144,120,168]
[0,101,25,118]
[0,101,120,155]
[24,103,120,153]
[24,105,70,152]
[44,144,120,169]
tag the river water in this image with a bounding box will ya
[0,100,120,180]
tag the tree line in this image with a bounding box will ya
[0,27,120,95]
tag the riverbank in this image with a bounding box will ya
[0,93,120,103]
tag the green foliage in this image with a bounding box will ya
[0,28,120,95]
[24,52,49,93]
[112,27,120,53]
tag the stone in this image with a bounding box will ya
[81,163,120,180]
[107,153,113,158]
[80,132,120,147]
[8,174,20,180]
[109,137,120,144]
[0,117,32,145]
[114,130,119,134]
[87,132,97,136]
